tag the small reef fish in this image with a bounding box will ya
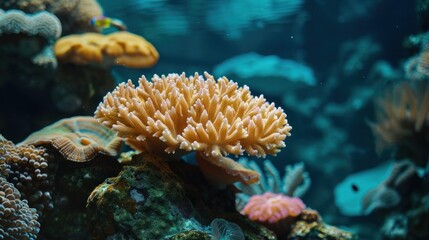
[89,16,127,31]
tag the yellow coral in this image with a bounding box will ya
[95,72,291,185]
[54,31,159,68]
[95,72,291,157]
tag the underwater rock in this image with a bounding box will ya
[167,230,211,240]
[38,150,122,239]
[287,209,356,240]
[53,64,117,114]
[86,153,276,240]
[0,8,61,89]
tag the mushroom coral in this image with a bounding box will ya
[54,31,159,68]
[95,72,292,185]
[19,116,122,162]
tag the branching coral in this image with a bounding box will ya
[95,72,291,185]
[55,31,159,68]
[96,72,290,157]
[370,79,429,166]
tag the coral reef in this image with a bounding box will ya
[0,0,103,34]
[234,158,314,238]
[55,31,159,68]
[19,116,122,162]
[0,9,61,40]
[1,134,52,216]
[95,72,291,157]
[210,218,245,240]
[288,209,356,240]
[95,72,291,186]
[235,158,311,210]
[86,153,276,240]
[0,176,40,240]
[38,150,121,239]
[0,8,61,74]
[370,79,429,166]
[241,192,305,223]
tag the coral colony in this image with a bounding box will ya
[1,0,426,239]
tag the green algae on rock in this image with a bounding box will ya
[86,153,277,240]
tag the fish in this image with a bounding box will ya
[351,183,359,192]
[89,16,127,31]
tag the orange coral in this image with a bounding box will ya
[95,72,291,157]
[370,79,429,165]
[95,72,291,185]
[54,31,159,68]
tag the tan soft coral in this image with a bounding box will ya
[95,72,292,186]
[370,79,429,166]
[95,72,291,157]
[55,31,159,68]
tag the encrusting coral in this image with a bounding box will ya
[95,72,291,186]
[55,31,159,68]
[0,0,103,34]
[0,8,61,68]
[0,9,61,40]
[19,116,122,162]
